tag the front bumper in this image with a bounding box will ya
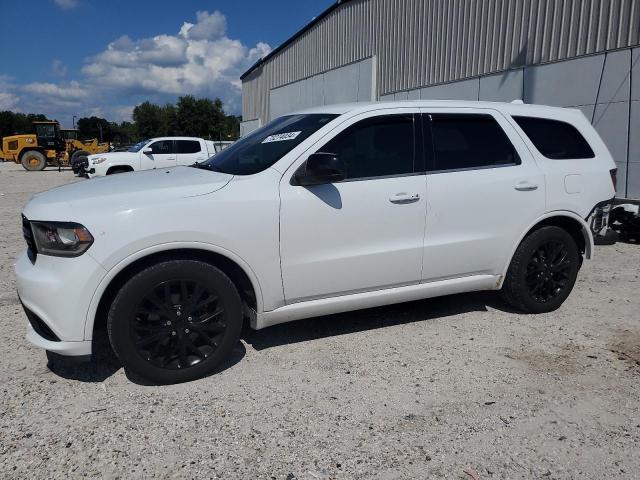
[25,322,92,356]
[15,250,107,356]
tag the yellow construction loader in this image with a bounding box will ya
[60,129,110,164]
[1,121,67,171]
[0,123,110,171]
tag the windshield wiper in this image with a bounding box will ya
[190,162,220,172]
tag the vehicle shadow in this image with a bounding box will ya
[46,333,121,383]
[46,291,512,383]
[47,332,247,385]
[124,341,247,386]
[243,290,516,350]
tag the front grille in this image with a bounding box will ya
[21,302,60,342]
[22,215,37,261]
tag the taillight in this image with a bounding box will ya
[610,168,617,190]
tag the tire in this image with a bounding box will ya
[501,226,581,313]
[107,260,243,384]
[21,151,47,171]
[70,150,89,165]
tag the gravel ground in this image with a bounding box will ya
[0,161,639,480]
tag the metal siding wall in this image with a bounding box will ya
[243,0,640,123]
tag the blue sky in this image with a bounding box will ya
[0,0,334,127]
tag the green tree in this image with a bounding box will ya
[133,101,166,139]
[0,111,50,140]
[110,121,139,145]
[77,116,113,142]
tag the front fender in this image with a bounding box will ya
[83,241,265,340]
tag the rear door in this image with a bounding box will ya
[420,108,546,281]
[142,139,177,169]
[176,139,207,166]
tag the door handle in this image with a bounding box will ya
[514,181,539,191]
[389,193,420,204]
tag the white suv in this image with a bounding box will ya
[16,101,616,383]
[84,137,223,177]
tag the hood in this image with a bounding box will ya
[88,151,132,162]
[23,166,232,221]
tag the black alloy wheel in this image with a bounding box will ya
[133,279,227,370]
[108,260,243,384]
[525,240,573,303]
[501,225,580,313]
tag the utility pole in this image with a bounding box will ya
[72,115,77,129]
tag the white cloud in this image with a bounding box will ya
[54,0,79,9]
[0,75,19,110]
[8,10,271,126]
[180,11,226,40]
[81,9,271,102]
[0,92,19,110]
[113,105,134,122]
[23,81,88,100]
[51,59,67,77]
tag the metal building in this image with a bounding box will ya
[240,0,640,198]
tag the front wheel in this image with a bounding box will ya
[70,150,89,165]
[107,260,243,384]
[501,226,581,313]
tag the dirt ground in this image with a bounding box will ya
[0,161,638,480]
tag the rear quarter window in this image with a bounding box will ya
[513,116,595,159]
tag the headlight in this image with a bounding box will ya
[92,157,107,164]
[30,221,94,257]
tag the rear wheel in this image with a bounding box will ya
[107,260,243,384]
[21,151,47,171]
[501,226,580,313]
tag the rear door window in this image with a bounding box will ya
[176,140,201,154]
[513,116,595,159]
[426,114,520,172]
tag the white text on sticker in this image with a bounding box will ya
[262,131,302,143]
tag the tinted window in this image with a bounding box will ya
[128,140,149,152]
[318,115,415,180]
[200,114,338,175]
[35,124,56,138]
[513,116,595,159]
[149,140,175,154]
[177,140,201,154]
[428,114,519,172]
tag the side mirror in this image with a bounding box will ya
[142,147,153,155]
[294,153,345,186]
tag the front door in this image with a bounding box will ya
[279,110,427,304]
[142,140,177,169]
[420,109,546,281]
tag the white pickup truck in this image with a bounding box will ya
[83,137,230,177]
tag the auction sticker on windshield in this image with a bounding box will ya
[262,131,302,143]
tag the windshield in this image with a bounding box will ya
[128,140,149,152]
[198,114,338,175]
[36,124,56,138]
